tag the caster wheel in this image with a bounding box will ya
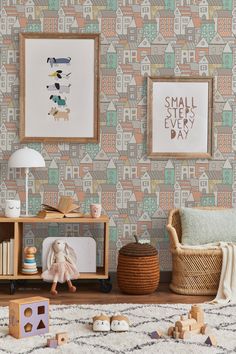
[99,278,112,293]
[10,281,16,295]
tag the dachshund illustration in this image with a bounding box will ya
[46,83,71,94]
[47,57,71,68]
[50,95,67,106]
[48,107,70,121]
[49,70,71,80]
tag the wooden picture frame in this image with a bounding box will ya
[19,33,100,143]
[147,77,213,159]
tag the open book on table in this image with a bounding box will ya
[37,196,83,219]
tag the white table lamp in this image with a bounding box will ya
[8,147,45,217]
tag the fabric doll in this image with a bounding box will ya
[42,239,80,295]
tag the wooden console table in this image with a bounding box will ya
[0,215,111,294]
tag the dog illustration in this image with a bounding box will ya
[50,95,67,106]
[48,107,70,121]
[46,83,71,94]
[47,57,71,68]
[49,70,71,80]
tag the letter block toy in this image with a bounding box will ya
[9,297,49,339]
[56,332,68,345]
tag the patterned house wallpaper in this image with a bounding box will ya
[0,0,236,271]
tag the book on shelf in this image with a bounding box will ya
[2,241,7,276]
[0,239,14,276]
[38,196,83,219]
[0,243,2,275]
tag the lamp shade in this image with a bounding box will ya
[8,147,45,168]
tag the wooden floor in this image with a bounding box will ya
[0,280,214,306]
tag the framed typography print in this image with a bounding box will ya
[19,33,99,143]
[147,77,213,159]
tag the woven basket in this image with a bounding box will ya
[117,236,160,295]
[166,208,223,295]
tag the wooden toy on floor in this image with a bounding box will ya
[150,330,162,339]
[205,335,217,346]
[93,314,110,332]
[22,247,38,275]
[47,338,58,348]
[9,296,49,339]
[56,332,68,345]
[167,305,209,340]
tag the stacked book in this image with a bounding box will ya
[0,239,14,275]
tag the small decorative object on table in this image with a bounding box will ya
[167,305,209,340]
[5,200,21,218]
[117,235,160,294]
[41,239,80,295]
[93,314,110,332]
[90,204,102,218]
[22,246,38,275]
[9,296,49,339]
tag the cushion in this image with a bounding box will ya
[179,208,236,245]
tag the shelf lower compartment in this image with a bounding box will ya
[0,267,108,280]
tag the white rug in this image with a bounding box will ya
[0,303,235,353]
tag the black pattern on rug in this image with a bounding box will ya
[0,303,235,353]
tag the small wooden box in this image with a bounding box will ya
[9,296,49,339]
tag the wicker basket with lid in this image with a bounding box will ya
[117,235,160,295]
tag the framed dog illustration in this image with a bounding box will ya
[19,33,99,143]
[147,77,213,159]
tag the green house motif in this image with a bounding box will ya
[200,21,215,43]
[48,0,59,10]
[106,101,117,127]
[29,195,41,215]
[223,43,233,69]
[165,0,175,11]
[143,196,157,215]
[86,144,99,159]
[222,101,233,127]
[223,0,232,10]
[110,226,117,242]
[107,159,117,184]
[223,160,233,185]
[165,161,175,185]
[85,22,99,33]
[26,22,41,32]
[49,160,59,185]
[143,23,157,43]
[200,194,215,206]
[107,43,117,69]
[165,43,175,68]
[48,224,59,237]
[107,169,117,184]
[107,0,117,11]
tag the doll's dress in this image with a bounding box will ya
[42,260,80,283]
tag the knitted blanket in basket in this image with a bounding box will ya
[180,242,236,304]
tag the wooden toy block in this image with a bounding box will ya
[56,332,68,345]
[201,324,210,335]
[205,335,217,347]
[167,305,207,340]
[150,330,162,339]
[9,296,49,339]
[47,338,58,348]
